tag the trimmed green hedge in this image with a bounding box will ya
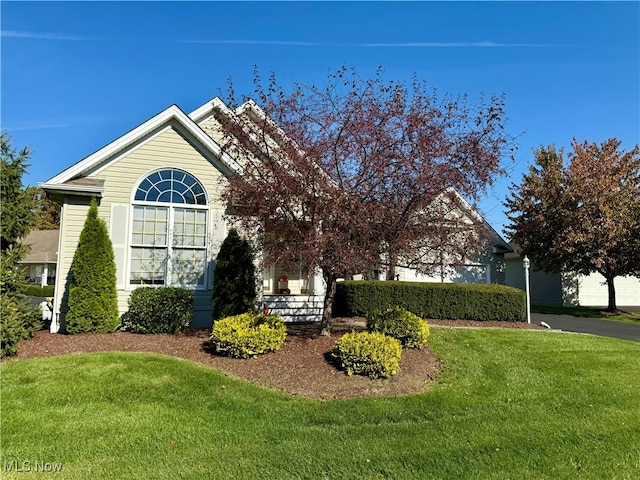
[334,281,526,322]
[25,285,55,297]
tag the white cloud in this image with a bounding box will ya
[180,39,317,46]
[2,122,70,132]
[358,41,560,48]
[179,38,561,48]
[1,30,87,41]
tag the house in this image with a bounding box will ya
[41,97,514,329]
[504,247,640,308]
[381,189,513,285]
[19,229,59,287]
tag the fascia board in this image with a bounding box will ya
[38,183,104,196]
[18,260,57,264]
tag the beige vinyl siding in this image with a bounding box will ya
[55,124,230,327]
[97,124,229,218]
[97,125,227,326]
[197,115,226,145]
[197,110,276,171]
[53,196,93,322]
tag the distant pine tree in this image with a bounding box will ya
[66,198,119,333]
[212,228,256,321]
[1,132,37,296]
[1,133,40,356]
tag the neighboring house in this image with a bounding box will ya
[505,246,640,308]
[382,190,512,285]
[19,229,59,287]
[41,97,514,329]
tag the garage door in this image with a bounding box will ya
[578,273,640,307]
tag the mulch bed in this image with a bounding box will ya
[9,318,544,400]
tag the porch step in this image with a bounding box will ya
[262,295,324,323]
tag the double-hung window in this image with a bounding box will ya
[130,169,208,288]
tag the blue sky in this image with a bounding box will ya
[2,1,638,236]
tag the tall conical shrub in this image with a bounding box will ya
[212,228,256,320]
[66,198,119,333]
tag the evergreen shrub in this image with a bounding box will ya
[210,312,286,358]
[334,281,526,322]
[1,133,40,355]
[333,331,402,379]
[124,287,194,334]
[66,199,120,334]
[212,229,257,321]
[1,294,41,357]
[367,306,429,348]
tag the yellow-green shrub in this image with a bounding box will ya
[210,312,287,358]
[367,306,429,348]
[333,331,402,379]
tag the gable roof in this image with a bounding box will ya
[40,100,242,195]
[20,229,60,263]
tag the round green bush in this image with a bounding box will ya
[124,287,194,334]
[333,331,402,379]
[366,306,429,348]
[210,312,287,358]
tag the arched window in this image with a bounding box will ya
[130,169,208,288]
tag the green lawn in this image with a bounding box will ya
[533,305,640,324]
[2,329,639,479]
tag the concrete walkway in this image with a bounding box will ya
[532,313,640,342]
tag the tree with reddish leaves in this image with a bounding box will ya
[505,138,640,311]
[26,186,61,230]
[215,67,516,334]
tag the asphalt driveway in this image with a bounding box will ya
[532,313,640,342]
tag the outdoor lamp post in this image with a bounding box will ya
[523,255,531,324]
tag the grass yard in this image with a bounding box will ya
[1,328,639,479]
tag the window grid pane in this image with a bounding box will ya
[171,249,206,286]
[130,247,167,285]
[173,208,206,248]
[131,206,168,246]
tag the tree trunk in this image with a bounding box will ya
[605,274,617,312]
[319,272,338,336]
[387,251,397,281]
